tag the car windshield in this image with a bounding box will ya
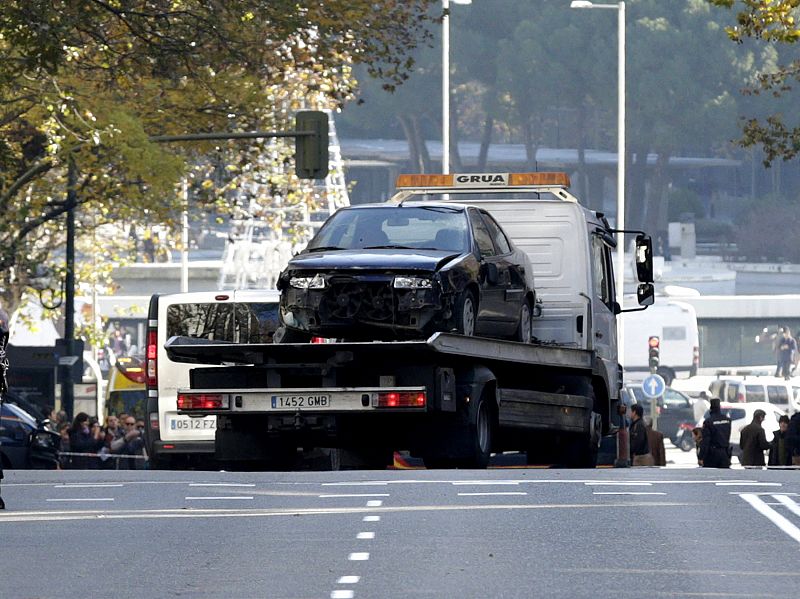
[1,402,38,428]
[306,206,469,252]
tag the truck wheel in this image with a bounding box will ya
[455,291,476,336]
[464,396,492,468]
[516,300,532,343]
[565,412,601,468]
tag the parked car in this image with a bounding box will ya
[699,401,786,457]
[278,203,538,342]
[623,384,697,451]
[0,401,60,469]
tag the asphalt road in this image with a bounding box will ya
[1,465,799,599]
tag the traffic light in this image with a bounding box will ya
[294,110,329,179]
[648,336,660,373]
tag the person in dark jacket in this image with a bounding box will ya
[68,412,105,469]
[645,418,667,466]
[769,415,792,466]
[739,409,771,467]
[629,404,653,466]
[786,411,800,466]
[699,398,732,468]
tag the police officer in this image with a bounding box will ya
[698,397,732,468]
[0,306,9,509]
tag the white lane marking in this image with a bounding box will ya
[773,495,800,518]
[0,502,698,524]
[319,494,391,499]
[337,576,360,584]
[740,493,800,545]
[366,500,383,507]
[363,515,381,522]
[348,553,370,561]
[584,482,653,486]
[54,484,124,488]
[356,532,375,540]
[592,492,667,496]
[46,498,115,502]
[188,483,255,488]
[184,496,254,501]
[728,492,797,496]
[331,591,354,599]
[451,481,520,486]
[716,482,782,487]
[457,492,528,497]
[322,482,388,487]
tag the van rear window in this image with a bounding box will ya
[167,302,279,344]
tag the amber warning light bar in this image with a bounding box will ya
[395,172,571,189]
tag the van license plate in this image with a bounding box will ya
[171,418,216,430]
[271,395,331,409]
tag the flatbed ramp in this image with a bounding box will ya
[165,332,593,371]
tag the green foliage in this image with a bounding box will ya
[735,193,800,261]
[668,188,706,221]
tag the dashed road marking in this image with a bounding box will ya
[331,591,354,599]
[715,482,782,487]
[46,498,115,502]
[457,492,528,497]
[356,532,375,540]
[363,515,381,522]
[366,500,383,507]
[55,484,123,488]
[451,481,520,486]
[320,494,391,499]
[592,492,667,496]
[184,496,254,501]
[323,482,388,486]
[584,482,653,486]
[348,552,370,561]
[740,493,800,545]
[773,495,800,518]
[188,483,255,488]
[337,576,360,584]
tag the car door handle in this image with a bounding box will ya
[595,331,604,339]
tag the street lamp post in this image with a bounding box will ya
[442,0,472,175]
[570,0,626,365]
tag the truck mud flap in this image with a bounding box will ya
[498,389,592,434]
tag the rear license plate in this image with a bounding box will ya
[271,395,331,409]
[170,417,216,430]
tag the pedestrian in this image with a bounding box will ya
[698,398,732,468]
[68,412,105,469]
[0,305,10,509]
[102,415,124,469]
[629,404,654,466]
[692,427,703,465]
[739,409,771,467]
[776,328,797,380]
[110,416,145,469]
[58,423,72,469]
[645,417,666,466]
[769,415,792,467]
[787,411,800,466]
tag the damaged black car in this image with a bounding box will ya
[277,203,537,342]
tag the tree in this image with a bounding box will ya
[709,0,800,164]
[0,1,437,314]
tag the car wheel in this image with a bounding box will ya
[516,300,532,343]
[455,291,476,336]
[679,431,695,452]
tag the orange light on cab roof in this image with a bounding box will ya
[395,174,455,188]
[509,172,571,187]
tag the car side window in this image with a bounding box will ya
[663,389,689,408]
[469,209,496,257]
[480,211,512,255]
[767,385,789,404]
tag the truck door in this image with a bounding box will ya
[591,236,619,395]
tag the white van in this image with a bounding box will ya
[144,289,280,468]
[707,376,800,415]
[622,299,699,384]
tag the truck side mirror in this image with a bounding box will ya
[635,234,654,283]
[637,283,655,306]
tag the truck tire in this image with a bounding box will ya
[564,412,601,468]
[516,299,533,343]
[455,291,476,336]
[463,395,492,468]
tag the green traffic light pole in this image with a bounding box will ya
[60,111,328,419]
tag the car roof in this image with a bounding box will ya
[337,202,470,212]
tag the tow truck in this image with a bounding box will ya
[167,172,654,468]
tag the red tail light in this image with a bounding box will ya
[177,393,228,410]
[693,346,700,366]
[376,392,426,408]
[148,411,159,431]
[146,329,158,388]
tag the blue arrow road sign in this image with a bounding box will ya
[642,374,666,398]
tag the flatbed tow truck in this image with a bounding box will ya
[166,172,654,468]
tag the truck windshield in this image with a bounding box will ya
[306,206,469,252]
